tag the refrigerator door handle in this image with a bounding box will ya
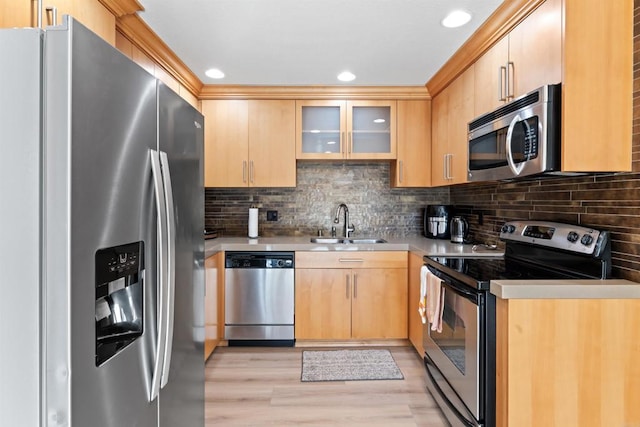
[149,149,168,402]
[159,151,176,388]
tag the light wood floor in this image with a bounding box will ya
[205,345,448,426]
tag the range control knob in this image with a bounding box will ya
[501,224,516,234]
[567,231,580,243]
[580,234,594,246]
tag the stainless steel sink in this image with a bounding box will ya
[309,238,345,244]
[309,237,387,244]
[344,238,387,244]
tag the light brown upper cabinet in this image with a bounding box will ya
[432,0,632,175]
[203,99,296,187]
[296,100,397,160]
[431,66,475,187]
[391,100,432,187]
[0,0,116,45]
[474,0,562,117]
[560,0,632,172]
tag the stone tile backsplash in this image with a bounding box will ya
[205,162,449,238]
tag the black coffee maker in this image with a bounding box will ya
[423,205,453,239]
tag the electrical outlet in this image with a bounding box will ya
[267,210,278,221]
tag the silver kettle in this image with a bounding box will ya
[450,216,469,243]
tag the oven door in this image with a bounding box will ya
[423,273,481,421]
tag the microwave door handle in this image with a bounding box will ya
[506,114,525,176]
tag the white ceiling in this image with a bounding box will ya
[138,0,504,86]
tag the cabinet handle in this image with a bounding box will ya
[37,0,43,27]
[443,155,448,180]
[444,154,452,180]
[353,273,358,298]
[341,131,345,156]
[45,6,58,26]
[399,160,404,183]
[348,132,352,156]
[499,65,507,102]
[249,160,254,184]
[242,161,247,183]
[447,154,453,180]
[339,258,364,263]
[507,61,515,99]
[346,274,350,299]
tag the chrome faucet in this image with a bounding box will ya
[333,203,355,238]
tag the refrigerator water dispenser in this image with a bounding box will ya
[95,242,144,366]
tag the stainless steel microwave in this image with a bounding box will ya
[467,84,561,181]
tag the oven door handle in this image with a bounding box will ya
[424,356,477,427]
[426,266,479,304]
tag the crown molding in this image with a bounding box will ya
[108,0,538,101]
[426,0,545,97]
[199,85,431,100]
[98,0,143,17]
[116,14,203,97]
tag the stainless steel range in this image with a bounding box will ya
[422,220,611,427]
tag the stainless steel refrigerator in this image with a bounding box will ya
[0,17,205,426]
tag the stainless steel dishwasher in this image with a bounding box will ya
[224,251,295,346]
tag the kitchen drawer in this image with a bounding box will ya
[295,251,407,269]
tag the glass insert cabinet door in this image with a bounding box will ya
[296,100,396,160]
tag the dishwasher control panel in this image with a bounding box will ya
[225,251,294,269]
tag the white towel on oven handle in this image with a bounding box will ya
[419,266,428,324]
[426,268,445,333]
[432,285,445,333]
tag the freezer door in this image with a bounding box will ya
[44,18,160,426]
[0,28,44,427]
[157,82,205,427]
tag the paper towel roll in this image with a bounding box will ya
[248,208,258,238]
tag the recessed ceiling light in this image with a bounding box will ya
[373,118,386,124]
[205,68,225,79]
[337,71,356,82]
[442,10,472,28]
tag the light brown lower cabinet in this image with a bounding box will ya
[407,252,425,356]
[496,297,640,427]
[204,252,224,360]
[295,251,408,340]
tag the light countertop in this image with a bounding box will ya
[204,235,504,259]
[205,236,640,299]
[490,279,640,299]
